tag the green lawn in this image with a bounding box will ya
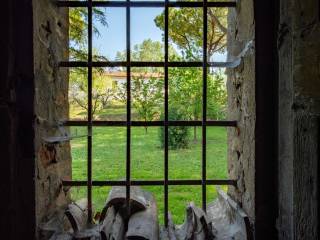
[70,108,228,224]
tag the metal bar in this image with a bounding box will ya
[65,120,238,127]
[126,0,131,217]
[62,179,238,187]
[164,0,169,228]
[202,0,208,212]
[59,61,237,68]
[87,0,93,223]
[57,1,236,8]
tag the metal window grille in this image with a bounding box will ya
[58,0,237,227]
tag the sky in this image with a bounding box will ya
[92,8,226,61]
[93,8,164,60]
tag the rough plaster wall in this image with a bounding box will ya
[33,0,71,231]
[278,0,319,239]
[226,0,255,223]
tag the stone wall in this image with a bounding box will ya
[226,0,255,223]
[33,0,71,232]
[278,0,319,239]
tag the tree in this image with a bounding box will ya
[69,8,116,119]
[168,68,226,141]
[154,7,228,141]
[115,39,165,132]
[69,68,114,118]
[154,7,228,61]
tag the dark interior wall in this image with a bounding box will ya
[227,1,280,239]
[278,0,319,239]
[0,0,36,239]
[254,0,279,239]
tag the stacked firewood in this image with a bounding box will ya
[43,186,217,240]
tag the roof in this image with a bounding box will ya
[104,71,163,79]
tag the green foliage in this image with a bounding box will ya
[159,107,190,149]
[116,74,164,131]
[154,7,228,61]
[169,68,227,121]
[115,40,165,131]
[69,68,114,118]
[69,8,114,118]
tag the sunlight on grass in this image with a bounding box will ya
[70,120,228,224]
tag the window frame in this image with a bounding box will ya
[58,0,238,226]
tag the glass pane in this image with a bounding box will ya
[169,186,202,224]
[131,67,164,121]
[168,8,203,61]
[206,127,228,179]
[169,67,202,121]
[92,67,127,121]
[69,67,88,120]
[69,8,88,61]
[206,68,227,121]
[169,126,201,180]
[70,126,88,181]
[131,127,164,180]
[93,187,111,217]
[93,8,126,61]
[92,127,126,181]
[207,7,228,62]
[206,185,228,205]
[131,8,164,62]
[70,187,87,204]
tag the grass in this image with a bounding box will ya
[70,106,228,224]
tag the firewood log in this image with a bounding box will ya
[100,186,147,222]
[126,191,159,240]
[64,198,88,233]
[100,206,116,240]
[167,213,177,240]
[110,212,125,240]
[176,202,215,240]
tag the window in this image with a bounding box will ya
[58,0,237,226]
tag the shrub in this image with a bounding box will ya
[159,107,190,149]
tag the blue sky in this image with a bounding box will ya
[93,8,163,60]
[92,8,226,61]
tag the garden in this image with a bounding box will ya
[68,6,229,224]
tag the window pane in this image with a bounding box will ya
[206,185,228,205]
[131,127,164,180]
[69,67,88,120]
[70,126,87,180]
[168,8,203,61]
[169,186,202,224]
[131,8,164,62]
[169,126,201,180]
[169,67,202,121]
[93,8,126,61]
[92,67,127,121]
[206,127,228,179]
[93,187,111,216]
[207,7,228,62]
[68,8,88,61]
[206,68,227,121]
[92,127,126,181]
[131,67,164,121]
[70,187,87,205]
